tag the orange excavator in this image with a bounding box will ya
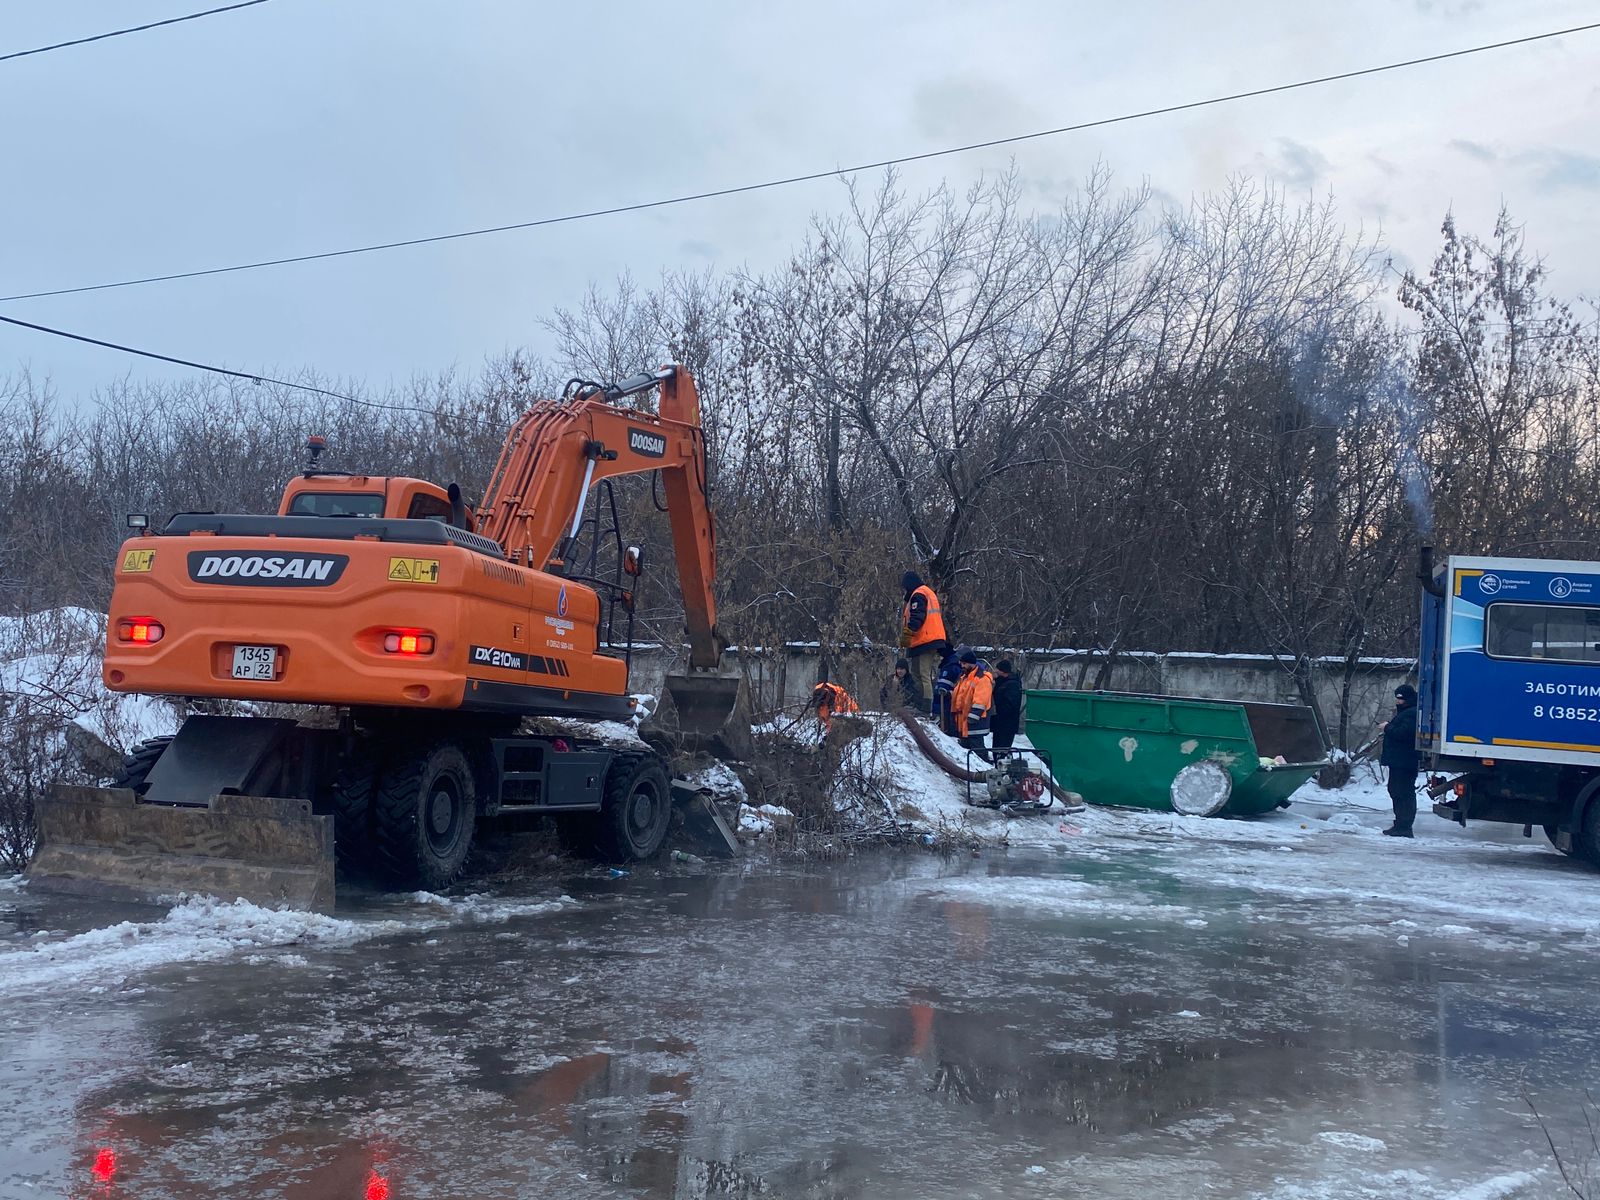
[27,366,752,910]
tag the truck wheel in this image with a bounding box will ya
[372,742,477,889]
[330,738,382,875]
[1580,802,1600,865]
[600,753,672,861]
[112,736,175,794]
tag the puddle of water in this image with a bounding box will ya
[0,850,1590,1198]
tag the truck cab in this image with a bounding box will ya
[1420,551,1600,861]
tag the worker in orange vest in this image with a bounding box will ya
[811,681,859,734]
[950,651,994,760]
[899,571,947,713]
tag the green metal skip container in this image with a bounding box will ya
[1023,691,1330,817]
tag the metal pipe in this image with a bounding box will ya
[1419,545,1446,597]
[567,455,597,541]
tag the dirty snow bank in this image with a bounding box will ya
[405,891,579,924]
[0,896,402,996]
[0,890,584,996]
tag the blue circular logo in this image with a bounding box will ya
[1551,577,1573,599]
[1479,574,1501,595]
[557,585,569,617]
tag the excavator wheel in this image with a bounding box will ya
[330,736,383,876]
[111,736,175,794]
[599,752,672,861]
[371,741,478,890]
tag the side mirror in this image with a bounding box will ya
[126,513,149,530]
[623,545,644,577]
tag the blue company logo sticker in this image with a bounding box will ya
[1479,574,1502,595]
[557,586,569,617]
[1551,577,1574,599]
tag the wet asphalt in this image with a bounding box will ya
[1,831,1596,1199]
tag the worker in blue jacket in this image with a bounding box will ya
[1380,683,1421,838]
[932,643,962,733]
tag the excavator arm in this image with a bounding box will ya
[476,365,721,670]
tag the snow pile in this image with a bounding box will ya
[0,890,586,996]
[537,717,647,747]
[685,760,746,802]
[0,607,180,771]
[1254,1169,1542,1200]
[0,607,179,749]
[920,874,1195,921]
[0,896,403,996]
[1289,765,1394,812]
[738,804,795,835]
[530,690,655,748]
[1318,1131,1388,1153]
[405,891,579,924]
[751,718,810,744]
[838,713,975,827]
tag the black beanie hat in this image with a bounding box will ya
[902,571,922,592]
[1395,683,1418,704]
[894,657,909,671]
[996,658,1014,674]
[959,650,978,665]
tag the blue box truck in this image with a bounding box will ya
[1420,548,1600,859]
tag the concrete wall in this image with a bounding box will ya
[620,644,1413,750]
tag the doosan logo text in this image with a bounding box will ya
[187,551,349,587]
[628,427,667,458]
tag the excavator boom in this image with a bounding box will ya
[473,365,751,756]
[476,366,722,670]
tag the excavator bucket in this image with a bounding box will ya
[643,672,756,761]
[27,786,336,912]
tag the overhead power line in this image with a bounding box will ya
[0,1,274,65]
[0,312,465,421]
[2,20,1595,305]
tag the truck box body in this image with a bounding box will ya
[1420,553,1600,859]
[1426,555,1600,770]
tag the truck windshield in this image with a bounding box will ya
[288,492,384,518]
[1485,602,1600,664]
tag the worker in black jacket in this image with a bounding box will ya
[1380,683,1421,838]
[990,658,1024,753]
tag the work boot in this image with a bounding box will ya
[1381,826,1414,838]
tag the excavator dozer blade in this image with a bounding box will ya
[643,672,756,761]
[26,785,335,913]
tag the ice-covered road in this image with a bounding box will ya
[2,781,1598,1200]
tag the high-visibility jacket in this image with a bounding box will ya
[812,682,859,729]
[951,664,993,737]
[902,585,947,652]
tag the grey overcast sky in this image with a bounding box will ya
[2,0,1598,401]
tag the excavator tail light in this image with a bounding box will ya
[117,618,165,644]
[382,631,434,655]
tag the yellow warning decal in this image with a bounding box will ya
[122,549,156,573]
[388,557,440,584]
